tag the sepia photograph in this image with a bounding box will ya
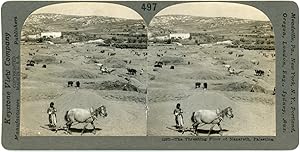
[20,2,276,137]
[20,2,148,136]
[146,2,276,136]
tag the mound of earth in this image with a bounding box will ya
[92,54,106,60]
[32,55,56,64]
[84,79,146,93]
[160,56,184,65]
[128,78,147,93]
[148,73,155,80]
[104,58,126,68]
[230,58,257,70]
[213,60,226,65]
[55,69,99,79]
[85,59,100,64]
[215,81,267,93]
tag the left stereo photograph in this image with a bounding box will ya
[20,2,148,136]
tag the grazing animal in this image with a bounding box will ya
[188,61,191,65]
[140,69,144,75]
[26,60,35,66]
[154,61,163,68]
[272,87,276,95]
[127,68,137,75]
[251,60,260,65]
[224,64,231,69]
[170,65,175,69]
[26,63,34,66]
[154,64,162,68]
[64,105,108,135]
[255,70,265,76]
[42,65,47,68]
[271,53,276,57]
[236,54,244,57]
[191,107,234,136]
[101,68,115,74]
[203,83,208,90]
[124,60,131,64]
[228,68,244,75]
[195,82,201,88]
[67,81,74,87]
[75,81,80,88]
[250,86,255,92]
[262,53,269,57]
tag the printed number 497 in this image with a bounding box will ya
[141,3,157,11]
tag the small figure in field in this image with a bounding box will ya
[76,81,80,88]
[47,102,57,127]
[173,103,184,129]
[203,82,208,90]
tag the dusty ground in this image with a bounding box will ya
[20,42,275,136]
[146,44,275,136]
[20,43,147,136]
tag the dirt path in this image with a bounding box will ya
[21,89,146,136]
[147,91,275,136]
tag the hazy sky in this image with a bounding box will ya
[33,2,269,21]
[157,2,270,21]
[33,3,142,19]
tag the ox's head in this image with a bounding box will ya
[97,105,108,118]
[225,107,234,119]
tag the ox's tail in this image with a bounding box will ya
[191,112,196,123]
[64,110,69,122]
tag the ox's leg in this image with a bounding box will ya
[91,122,96,135]
[81,124,88,136]
[192,123,200,136]
[208,124,216,136]
[217,123,223,136]
[65,121,72,135]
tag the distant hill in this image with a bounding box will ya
[149,15,273,36]
[22,13,145,35]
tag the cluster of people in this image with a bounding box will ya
[195,82,208,90]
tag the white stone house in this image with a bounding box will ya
[169,33,190,39]
[41,32,62,38]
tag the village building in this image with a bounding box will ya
[41,32,62,38]
[154,35,169,41]
[22,34,40,40]
[169,33,190,39]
